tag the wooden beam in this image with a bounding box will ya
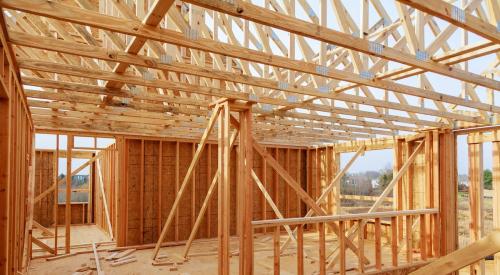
[32,221,54,237]
[397,0,500,44]
[11,32,487,124]
[103,0,174,97]
[31,237,54,255]
[4,0,498,112]
[185,0,499,90]
[410,230,500,275]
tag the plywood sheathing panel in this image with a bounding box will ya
[119,138,309,245]
[33,151,55,227]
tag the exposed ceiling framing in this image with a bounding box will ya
[0,0,498,145]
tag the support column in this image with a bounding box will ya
[218,102,231,275]
[468,138,484,240]
[239,107,253,275]
[492,132,500,274]
[65,135,73,254]
[0,97,10,275]
[468,135,485,274]
[439,130,457,257]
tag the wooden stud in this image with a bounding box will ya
[273,226,280,275]
[420,213,427,261]
[375,217,382,270]
[391,216,398,267]
[140,139,144,244]
[54,134,59,255]
[175,141,179,242]
[297,225,304,275]
[357,220,364,273]
[158,141,162,238]
[319,222,326,275]
[218,102,230,275]
[65,134,72,254]
[406,215,413,264]
[240,107,254,275]
[493,139,500,274]
[339,221,346,275]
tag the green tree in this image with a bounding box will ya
[378,170,393,190]
[484,169,492,190]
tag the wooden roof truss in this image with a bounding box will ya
[1,0,499,145]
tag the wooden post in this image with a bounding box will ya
[297,225,304,275]
[140,140,144,244]
[54,134,59,255]
[339,221,346,275]
[65,134,73,253]
[420,213,427,261]
[218,102,230,275]
[239,107,253,275]
[439,130,457,257]
[175,141,179,242]
[273,226,280,275]
[493,136,500,275]
[375,217,382,270]
[391,216,398,267]
[158,141,162,237]
[358,220,364,273]
[319,222,326,275]
[468,139,484,274]
[0,97,9,275]
[406,215,413,264]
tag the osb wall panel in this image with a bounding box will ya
[33,151,55,227]
[119,138,307,246]
[56,204,89,225]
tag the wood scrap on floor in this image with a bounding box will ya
[103,248,138,267]
[45,253,77,261]
[112,248,136,260]
[74,263,96,272]
[92,242,104,275]
[105,252,119,261]
[110,256,137,267]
